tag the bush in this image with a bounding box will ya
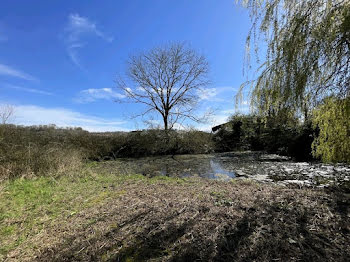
[0,125,83,180]
[0,125,214,179]
[115,129,213,157]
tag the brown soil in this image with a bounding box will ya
[8,178,350,262]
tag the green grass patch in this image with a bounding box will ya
[0,167,186,259]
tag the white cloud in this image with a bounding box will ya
[221,108,236,115]
[216,86,238,92]
[3,103,129,132]
[192,103,250,132]
[196,86,239,102]
[136,86,146,92]
[0,63,37,81]
[64,13,113,66]
[197,88,218,100]
[221,104,250,116]
[4,84,53,95]
[195,113,231,132]
[66,14,112,42]
[125,87,133,93]
[75,88,125,103]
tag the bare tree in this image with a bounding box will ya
[117,43,210,130]
[0,104,15,124]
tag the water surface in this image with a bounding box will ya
[98,151,350,186]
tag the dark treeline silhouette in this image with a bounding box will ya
[213,114,316,161]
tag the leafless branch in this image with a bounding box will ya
[116,43,210,130]
[0,104,15,124]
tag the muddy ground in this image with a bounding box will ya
[99,151,350,188]
[10,176,349,261]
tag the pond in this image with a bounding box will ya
[99,151,350,187]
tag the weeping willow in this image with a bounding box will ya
[312,96,350,163]
[238,0,350,118]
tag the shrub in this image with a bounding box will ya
[115,129,213,157]
[175,129,214,154]
[0,125,214,179]
[0,125,83,180]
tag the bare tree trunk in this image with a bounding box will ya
[163,114,168,131]
[163,114,170,147]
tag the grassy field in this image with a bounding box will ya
[0,162,349,261]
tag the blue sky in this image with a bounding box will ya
[0,0,253,131]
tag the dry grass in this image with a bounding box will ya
[0,163,349,262]
[0,143,83,181]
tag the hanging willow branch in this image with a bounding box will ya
[237,0,350,118]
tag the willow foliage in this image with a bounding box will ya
[238,0,350,117]
[312,97,350,163]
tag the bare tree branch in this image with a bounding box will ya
[0,104,15,124]
[116,43,210,130]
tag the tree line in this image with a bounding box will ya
[1,0,348,171]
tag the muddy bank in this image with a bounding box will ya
[97,151,350,188]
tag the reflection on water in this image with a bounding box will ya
[116,154,237,180]
[178,159,236,180]
[96,152,350,185]
[208,160,236,180]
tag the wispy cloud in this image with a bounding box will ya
[3,84,53,96]
[216,86,238,92]
[64,13,113,67]
[75,88,125,103]
[196,86,239,102]
[193,100,251,132]
[220,100,249,115]
[197,88,218,101]
[0,63,37,81]
[221,108,236,115]
[192,113,231,132]
[194,108,250,132]
[221,106,249,116]
[3,103,129,132]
